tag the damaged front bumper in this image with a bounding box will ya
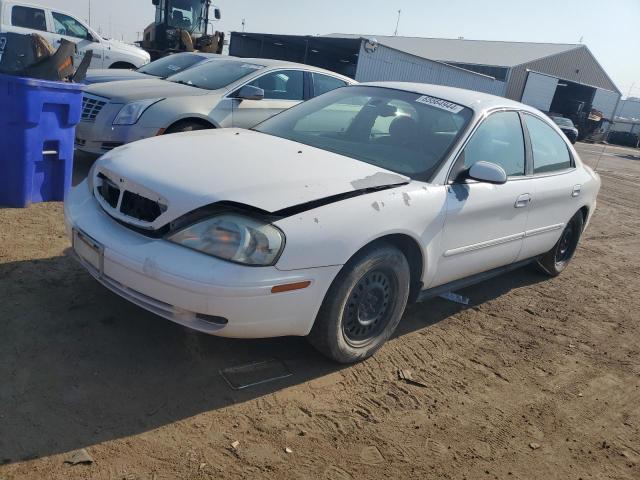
[64,181,341,338]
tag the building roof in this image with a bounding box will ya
[324,34,581,67]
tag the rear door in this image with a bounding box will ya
[518,113,585,259]
[48,9,103,68]
[431,110,534,287]
[232,69,306,128]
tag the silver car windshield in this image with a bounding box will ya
[137,53,206,78]
[255,86,473,181]
[167,60,264,90]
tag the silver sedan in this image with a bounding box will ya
[75,57,356,156]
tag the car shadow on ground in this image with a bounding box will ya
[0,249,547,463]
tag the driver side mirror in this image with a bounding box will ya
[235,85,264,101]
[467,161,507,184]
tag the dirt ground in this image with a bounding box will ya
[1,143,639,480]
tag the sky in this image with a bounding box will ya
[36,0,639,97]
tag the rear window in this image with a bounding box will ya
[11,6,47,31]
[138,53,208,78]
[167,60,264,90]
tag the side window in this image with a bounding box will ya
[312,73,348,97]
[51,12,91,40]
[249,70,304,101]
[524,115,573,174]
[11,6,47,31]
[460,111,525,177]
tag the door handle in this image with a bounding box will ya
[515,193,532,208]
[572,185,582,197]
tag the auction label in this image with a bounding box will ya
[415,95,464,114]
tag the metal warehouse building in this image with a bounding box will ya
[230,32,621,122]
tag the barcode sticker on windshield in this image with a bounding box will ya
[415,95,464,114]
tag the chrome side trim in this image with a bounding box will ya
[525,223,565,237]
[443,232,525,257]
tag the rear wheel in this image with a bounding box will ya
[536,211,584,276]
[308,243,410,363]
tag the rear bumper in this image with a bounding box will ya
[64,181,342,338]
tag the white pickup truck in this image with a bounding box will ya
[0,0,150,69]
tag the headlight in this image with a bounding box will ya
[113,98,163,125]
[168,214,285,266]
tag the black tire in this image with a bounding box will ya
[164,120,211,135]
[308,243,410,363]
[536,211,584,276]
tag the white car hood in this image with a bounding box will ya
[86,78,210,102]
[94,128,409,230]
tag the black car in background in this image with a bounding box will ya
[550,116,579,144]
[608,131,640,148]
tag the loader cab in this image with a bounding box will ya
[152,0,212,37]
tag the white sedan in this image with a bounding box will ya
[64,82,600,363]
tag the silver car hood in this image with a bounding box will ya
[94,128,409,230]
[86,78,210,102]
[84,69,149,85]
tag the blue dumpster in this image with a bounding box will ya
[0,73,83,207]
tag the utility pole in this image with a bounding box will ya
[241,18,246,32]
[88,0,91,26]
[394,10,401,36]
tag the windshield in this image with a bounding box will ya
[255,86,474,181]
[137,53,207,78]
[552,116,574,127]
[167,0,206,34]
[167,60,264,90]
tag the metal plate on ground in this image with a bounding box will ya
[220,359,292,390]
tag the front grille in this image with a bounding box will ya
[97,174,120,208]
[121,191,163,222]
[81,94,107,122]
[95,173,166,224]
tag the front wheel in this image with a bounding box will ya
[308,243,410,363]
[536,211,584,276]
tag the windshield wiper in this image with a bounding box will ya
[171,79,200,88]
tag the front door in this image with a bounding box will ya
[48,10,103,68]
[232,70,305,129]
[431,110,533,287]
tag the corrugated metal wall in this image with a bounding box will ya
[356,42,505,96]
[592,88,621,120]
[505,46,620,101]
[520,72,558,111]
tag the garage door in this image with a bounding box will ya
[521,72,558,111]
[592,88,620,120]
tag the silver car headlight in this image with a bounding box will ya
[113,98,163,125]
[168,214,285,266]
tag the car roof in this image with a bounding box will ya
[361,81,542,115]
[219,56,355,83]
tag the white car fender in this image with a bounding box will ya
[274,183,448,288]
